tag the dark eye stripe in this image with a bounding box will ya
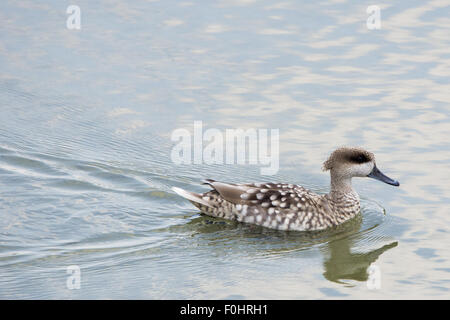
[349,153,370,163]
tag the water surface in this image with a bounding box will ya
[0,0,449,299]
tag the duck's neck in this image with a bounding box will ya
[327,172,361,220]
[329,172,356,198]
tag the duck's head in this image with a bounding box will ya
[323,147,400,187]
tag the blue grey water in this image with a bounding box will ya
[0,0,449,299]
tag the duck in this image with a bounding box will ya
[172,147,400,231]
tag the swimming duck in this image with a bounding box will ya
[172,147,399,231]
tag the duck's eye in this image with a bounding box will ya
[349,153,369,163]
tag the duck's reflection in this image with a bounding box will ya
[314,214,398,285]
[321,236,397,285]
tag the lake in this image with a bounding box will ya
[0,0,449,299]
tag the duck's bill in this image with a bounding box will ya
[367,165,400,187]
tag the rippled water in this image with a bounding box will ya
[1,0,449,299]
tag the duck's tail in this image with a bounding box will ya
[172,187,214,208]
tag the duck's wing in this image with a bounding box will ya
[202,180,327,230]
[201,179,252,204]
[202,179,316,209]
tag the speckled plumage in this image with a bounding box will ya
[172,147,399,231]
[185,181,360,231]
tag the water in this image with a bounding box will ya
[0,0,449,299]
